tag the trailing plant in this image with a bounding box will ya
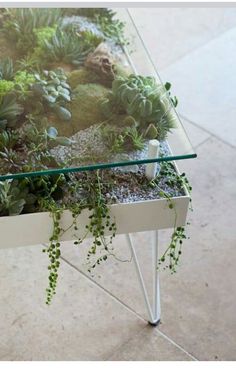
[39,170,117,304]
[101,74,178,141]
[150,161,192,273]
[96,13,126,45]
[41,29,92,66]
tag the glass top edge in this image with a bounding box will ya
[0,153,197,181]
[0,7,196,180]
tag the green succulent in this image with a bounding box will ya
[13,71,36,99]
[34,26,57,47]
[3,8,62,54]
[0,180,29,216]
[0,80,15,97]
[41,29,92,66]
[31,69,71,120]
[0,58,14,80]
[0,130,19,151]
[0,94,23,130]
[102,74,178,141]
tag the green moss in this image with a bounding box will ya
[67,64,130,90]
[68,68,110,88]
[50,83,109,136]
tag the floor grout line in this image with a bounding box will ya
[155,328,198,361]
[61,255,198,361]
[193,136,213,151]
[180,114,236,150]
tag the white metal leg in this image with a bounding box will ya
[126,231,161,326]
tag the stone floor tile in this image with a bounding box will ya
[129,7,236,69]
[161,27,236,147]
[0,246,146,360]
[109,326,193,361]
[158,137,236,360]
[62,137,236,360]
[181,118,210,149]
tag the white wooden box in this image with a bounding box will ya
[0,192,190,249]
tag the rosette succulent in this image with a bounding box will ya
[102,74,178,141]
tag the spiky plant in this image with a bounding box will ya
[3,8,62,54]
[0,94,23,130]
[42,29,92,66]
[0,58,14,81]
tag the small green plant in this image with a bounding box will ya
[31,69,71,120]
[4,8,62,54]
[0,130,19,151]
[96,13,126,45]
[0,179,35,216]
[0,58,14,80]
[13,71,36,99]
[0,80,15,97]
[41,29,92,66]
[102,74,177,141]
[0,94,23,130]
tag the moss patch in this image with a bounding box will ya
[68,68,112,88]
[49,83,109,136]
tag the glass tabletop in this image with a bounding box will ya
[0,7,196,181]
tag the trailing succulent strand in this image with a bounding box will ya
[149,161,192,273]
[40,170,117,304]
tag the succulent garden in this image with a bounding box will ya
[0,8,192,304]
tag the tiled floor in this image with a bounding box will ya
[1,7,236,361]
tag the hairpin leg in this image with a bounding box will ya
[126,231,161,326]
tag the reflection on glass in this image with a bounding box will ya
[0,8,196,180]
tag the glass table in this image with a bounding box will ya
[0,7,196,325]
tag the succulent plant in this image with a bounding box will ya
[3,8,62,54]
[42,29,92,66]
[0,130,19,151]
[101,74,178,141]
[31,69,71,120]
[0,80,15,97]
[0,179,30,216]
[0,57,14,80]
[0,94,23,130]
